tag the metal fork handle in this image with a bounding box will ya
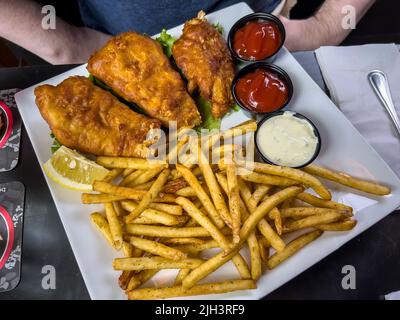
[368,70,400,137]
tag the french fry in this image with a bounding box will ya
[173,240,219,254]
[93,181,146,200]
[237,176,252,202]
[128,269,159,291]
[283,211,351,233]
[127,269,160,291]
[149,202,183,215]
[247,229,262,280]
[162,238,205,246]
[128,209,185,226]
[102,168,123,182]
[176,186,198,197]
[113,201,126,216]
[119,271,136,290]
[256,219,285,252]
[258,238,269,263]
[90,212,115,249]
[130,236,187,261]
[280,207,352,219]
[121,200,183,216]
[211,144,243,162]
[204,120,257,151]
[176,164,225,228]
[226,164,241,243]
[113,257,204,271]
[269,207,282,235]
[231,161,331,200]
[96,157,167,170]
[126,168,170,222]
[182,247,240,289]
[238,169,299,187]
[122,241,134,258]
[129,215,162,225]
[304,164,391,196]
[93,181,177,203]
[163,178,188,194]
[176,196,251,279]
[216,172,263,279]
[198,149,232,227]
[248,184,271,209]
[170,166,202,180]
[267,230,323,269]
[120,170,143,186]
[296,192,353,212]
[132,181,154,190]
[126,224,216,238]
[105,203,123,250]
[122,168,135,177]
[82,193,127,204]
[128,280,256,300]
[316,219,357,231]
[127,167,165,187]
[175,269,191,285]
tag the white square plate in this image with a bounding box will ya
[15,2,400,300]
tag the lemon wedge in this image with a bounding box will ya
[43,146,109,191]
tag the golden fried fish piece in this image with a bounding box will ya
[87,32,201,129]
[34,76,161,158]
[172,11,235,119]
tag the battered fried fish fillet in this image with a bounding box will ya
[172,11,235,119]
[87,32,201,129]
[34,76,161,158]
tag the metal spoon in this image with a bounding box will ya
[368,70,400,137]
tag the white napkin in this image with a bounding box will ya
[315,44,400,177]
[385,290,400,300]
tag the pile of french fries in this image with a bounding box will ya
[82,120,391,300]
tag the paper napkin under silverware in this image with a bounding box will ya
[316,44,400,177]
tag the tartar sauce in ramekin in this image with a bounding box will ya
[256,112,319,167]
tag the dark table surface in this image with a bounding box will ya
[0,52,399,300]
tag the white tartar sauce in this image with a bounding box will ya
[256,112,319,167]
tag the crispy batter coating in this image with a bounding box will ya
[34,76,161,158]
[172,11,235,118]
[87,32,201,129]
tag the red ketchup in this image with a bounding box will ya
[235,68,288,113]
[233,20,281,60]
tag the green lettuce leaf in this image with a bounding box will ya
[156,29,177,58]
[213,22,224,34]
[50,132,61,154]
[194,95,221,132]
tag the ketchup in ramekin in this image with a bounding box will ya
[228,13,286,63]
[233,21,281,61]
[232,62,293,115]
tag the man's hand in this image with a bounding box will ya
[0,0,110,64]
[279,0,375,51]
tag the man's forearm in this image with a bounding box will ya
[311,0,376,47]
[0,0,110,64]
[281,0,375,51]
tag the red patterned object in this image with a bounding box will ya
[0,205,14,270]
[0,101,13,148]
